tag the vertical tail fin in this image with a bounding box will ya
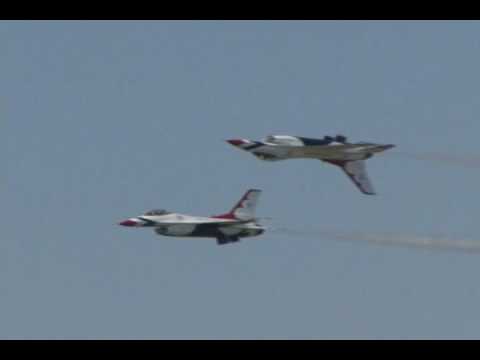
[213,189,262,221]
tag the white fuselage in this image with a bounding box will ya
[119,189,265,245]
[257,143,390,161]
[228,136,394,162]
[226,136,395,196]
[121,212,264,238]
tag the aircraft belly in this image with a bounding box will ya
[292,146,366,160]
[155,222,264,239]
[253,146,290,160]
[218,226,242,236]
[161,224,196,236]
[189,224,259,238]
[185,223,225,238]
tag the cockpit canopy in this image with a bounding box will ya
[298,134,348,146]
[263,135,304,146]
[264,135,277,143]
[144,209,170,216]
[263,134,347,146]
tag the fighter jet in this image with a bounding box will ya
[118,189,264,245]
[226,135,395,195]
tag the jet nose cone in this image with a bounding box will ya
[119,219,138,227]
[226,139,247,147]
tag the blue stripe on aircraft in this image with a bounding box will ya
[243,142,264,151]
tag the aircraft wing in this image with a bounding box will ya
[144,219,250,227]
[137,216,246,227]
[323,159,376,195]
[290,143,363,158]
[293,143,391,158]
[207,220,251,227]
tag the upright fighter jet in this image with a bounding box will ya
[226,135,395,195]
[119,189,264,245]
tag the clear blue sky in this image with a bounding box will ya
[3,20,480,339]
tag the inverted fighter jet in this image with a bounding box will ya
[226,135,395,195]
[119,189,264,245]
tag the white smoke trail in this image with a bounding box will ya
[270,226,480,254]
[391,151,480,169]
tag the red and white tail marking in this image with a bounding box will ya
[212,189,262,221]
